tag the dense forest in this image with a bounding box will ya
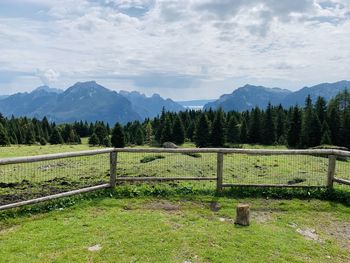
[1,90,350,149]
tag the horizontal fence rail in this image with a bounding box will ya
[0,148,349,210]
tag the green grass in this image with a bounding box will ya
[0,195,349,262]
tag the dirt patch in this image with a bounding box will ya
[143,200,180,212]
[296,228,323,243]
[209,201,221,212]
[251,211,273,223]
[324,221,350,249]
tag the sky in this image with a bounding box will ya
[0,0,349,100]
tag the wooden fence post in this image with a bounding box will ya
[327,155,336,189]
[217,152,224,192]
[109,151,117,188]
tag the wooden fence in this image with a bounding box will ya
[1,148,350,210]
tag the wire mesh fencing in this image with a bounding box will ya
[116,152,217,190]
[1,148,350,210]
[334,155,350,189]
[0,153,110,206]
[222,153,329,187]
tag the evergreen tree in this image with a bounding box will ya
[239,119,248,143]
[49,127,64,145]
[95,123,108,144]
[102,136,111,147]
[262,103,275,145]
[320,121,332,145]
[39,137,47,146]
[248,107,261,144]
[287,106,302,148]
[327,100,341,145]
[315,96,327,124]
[160,116,173,143]
[340,108,350,149]
[135,127,144,145]
[88,133,100,146]
[301,95,314,147]
[211,109,226,147]
[172,116,185,145]
[111,123,125,148]
[0,123,10,146]
[194,114,210,147]
[25,126,36,145]
[227,115,240,143]
[276,107,286,144]
[145,122,153,145]
[309,114,322,147]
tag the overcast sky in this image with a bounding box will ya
[0,0,349,100]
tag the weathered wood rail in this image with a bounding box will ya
[0,148,349,210]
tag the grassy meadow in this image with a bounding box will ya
[1,196,350,263]
[0,140,350,205]
[0,140,350,262]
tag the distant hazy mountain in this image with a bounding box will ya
[0,95,9,101]
[0,81,141,124]
[281,80,350,107]
[204,84,291,111]
[119,90,184,119]
[0,81,185,124]
[34,85,63,94]
[204,81,350,111]
[177,99,215,109]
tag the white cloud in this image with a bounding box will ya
[36,69,60,86]
[0,0,349,99]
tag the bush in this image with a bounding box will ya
[140,155,165,163]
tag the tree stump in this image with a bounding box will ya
[234,203,250,226]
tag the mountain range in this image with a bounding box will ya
[1,80,349,124]
[0,81,184,124]
[204,80,350,111]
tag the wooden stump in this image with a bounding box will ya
[235,203,250,226]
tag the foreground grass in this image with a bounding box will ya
[0,194,349,263]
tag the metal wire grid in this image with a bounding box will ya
[334,156,350,190]
[223,153,329,186]
[0,154,110,205]
[116,152,217,189]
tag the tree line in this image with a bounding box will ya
[1,90,350,149]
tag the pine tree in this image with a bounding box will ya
[301,95,314,147]
[211,110,226,147]
[0,123,10,146]
[111,123,125,148]
[102,136,111,147]
[49,127,64,145]
[327,100,341,146]
[135,127,144,145]
[161,116,173,143]
[287,106,302,148]
[25,126,36,145]
[145,122,153,145]
[227,115,240,144]
[240,119,248,143]
[262,103,275,145]
[309,114,322,147]
[276,107,286,144]
[340,108,350,149]
[248,107,261,144]
[320,121,332,145]
[88,133,100,146]
[194,114,210,148]
[315,96,327,124]
[172,116,185,145]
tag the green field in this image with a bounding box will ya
[1,196,350,262]
[0,142,350,262]
[1,141,350,205]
